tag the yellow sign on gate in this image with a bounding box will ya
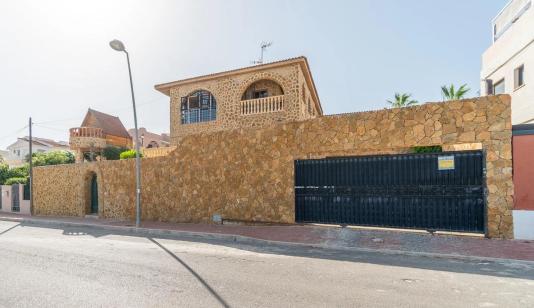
[438,155,455,170]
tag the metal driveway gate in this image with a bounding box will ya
[12,184,20,212]
[295,151,485,233]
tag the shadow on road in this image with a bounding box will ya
[10,221,534,281]
[148,237,231,308]
[0,223,19,236]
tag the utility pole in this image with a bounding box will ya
[29,117,33,215]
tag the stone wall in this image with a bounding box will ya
[33,95,514,238]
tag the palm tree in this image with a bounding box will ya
[387,93,418,108]
[441,84,470,101]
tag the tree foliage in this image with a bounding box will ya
[0,151,75,185]
[387,93,418,108]
[441,84,470,101]
[4,177,27,185]
[0,163,9,185]
[411,146,443,153]
[120,150,143,160]
[29,151,75,167]
[0,164,29,185]
[102,146,129,161]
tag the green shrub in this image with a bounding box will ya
[411,146,443,153]
[7,165,29,179]
[4,177,27,185]
[29,151,75,166]
[102,146,129,161]
[120,150,143,160]
[0,163,10,185]
[0,165,30,185]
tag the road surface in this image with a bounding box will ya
[1,220,533,307]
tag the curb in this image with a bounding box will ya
[2,216,534,266]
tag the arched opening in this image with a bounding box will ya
[181,90,217,124]
[89,173,98,215]
[146,141,159,148]
[241,79,284,100]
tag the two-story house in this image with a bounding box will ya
[155,57,323,144]
[128,128,170,149]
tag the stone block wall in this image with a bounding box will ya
[34,95,514,238]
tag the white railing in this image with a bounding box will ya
[241,95,284,115]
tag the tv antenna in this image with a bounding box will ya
[252,41,273,64]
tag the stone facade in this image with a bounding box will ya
[34,95,514,238]
[155,57,322,145]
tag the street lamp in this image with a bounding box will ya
[109,39,142,228]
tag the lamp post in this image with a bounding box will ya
[110,39,142,227]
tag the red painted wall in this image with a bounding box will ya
[513,135,534,210]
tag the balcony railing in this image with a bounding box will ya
[69,127,104,138]
[241,95,284,115]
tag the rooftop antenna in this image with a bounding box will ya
[252,41,273,64]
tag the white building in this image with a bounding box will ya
[4,137,70,167]
[481,0,534,124]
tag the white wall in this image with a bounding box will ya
[481,1,534,124]
[0,186,10,212]
[513,210,534,240]
[493,0,531,41]
[0,185,30,215]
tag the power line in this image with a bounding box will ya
[0,125,29,143]
[33,124,67,133]
[34,95,167,125]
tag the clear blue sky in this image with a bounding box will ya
[0,0,508,149]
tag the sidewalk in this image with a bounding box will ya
[1,212,533,263]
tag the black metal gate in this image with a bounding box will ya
[295,151,485,233]
[12,184,20,212]
[91,174,98,214]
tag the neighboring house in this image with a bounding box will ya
[69,108,132,162]
[0,150,8,163]
[481,0,533,124]
[155,57,323,145]
[128,128,170,148]
[4,137,69,167]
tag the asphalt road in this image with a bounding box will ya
[1,220,533,308]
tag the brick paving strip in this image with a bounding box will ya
[1,212,533,263]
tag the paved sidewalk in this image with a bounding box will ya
[1,212,533,262]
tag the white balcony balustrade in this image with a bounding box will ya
[241,95,284,115]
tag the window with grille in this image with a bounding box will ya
[181,90,217,124]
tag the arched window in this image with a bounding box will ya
[181,90,216,124]
[146,141,159,148]
[241,79,284,100]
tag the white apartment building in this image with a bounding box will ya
[481,0,534,124]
